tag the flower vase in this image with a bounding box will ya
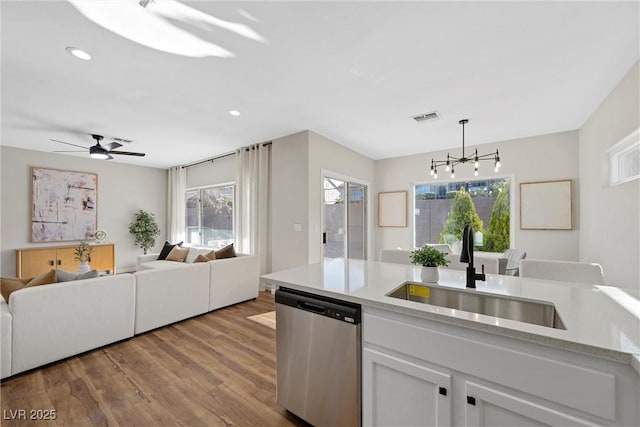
[78,261,91,273]
[421,266,439,283]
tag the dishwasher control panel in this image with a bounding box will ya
[275,287,361,325]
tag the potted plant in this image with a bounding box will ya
[128,209,160,254]
[74,241,93,273]
[410,246,450,283]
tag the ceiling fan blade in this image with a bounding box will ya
[106,154,114,160]
[53,150,86,153]
[109,150,146,157]
[50,139,88,149]
[102,142,123,151]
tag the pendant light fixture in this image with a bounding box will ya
[429,119,501,179]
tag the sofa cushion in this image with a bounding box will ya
[215,243,237,259]
[166,246,189,262]
[158,241,183,260]
[138,260,192,270]
[0,270,57,301]
[55,269,99,282]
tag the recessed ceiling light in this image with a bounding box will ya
[229,110,241,116]
[65,46,92,60]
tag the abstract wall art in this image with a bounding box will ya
[31,167,98,242]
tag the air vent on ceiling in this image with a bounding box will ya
[412,111,441,123]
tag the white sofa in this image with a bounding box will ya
[135,251,260,332]
[2,274,136,378]
[0,250,259,379]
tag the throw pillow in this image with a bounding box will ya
[0,270,57,301]
[25,269,57,287]
[205,250,216,260]
[193,254,211,263]
[214,243,237,259]
[166,246,189,262]
[1,277,31,301]
[158,241,183,260]
[55,269,99,282]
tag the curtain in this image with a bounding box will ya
[167,166,186,243]
[235,143,270,275]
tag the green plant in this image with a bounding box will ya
[483,181,510,252]
[439,188,484,243]
[410,246,450,267]
[128,209,160,254]
[74,241,93,262]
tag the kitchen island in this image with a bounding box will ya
[261,259,640,426]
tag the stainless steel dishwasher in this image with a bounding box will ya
[275,287,361,427]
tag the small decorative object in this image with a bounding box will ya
[410,246,450,283]
[74,241,93,273]
[128,209,160,254]
[93,229,107,242]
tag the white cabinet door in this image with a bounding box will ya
[363,347,452,427]
[464,381,596,427]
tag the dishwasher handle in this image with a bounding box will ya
[298,301,326,314]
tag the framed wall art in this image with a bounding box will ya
[520,179,573,230]
[378,190,407,227]
[31,167,98,242]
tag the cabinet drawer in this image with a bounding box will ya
[364,311,615,420]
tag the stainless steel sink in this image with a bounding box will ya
[387,282,566,330]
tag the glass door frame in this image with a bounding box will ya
[321,170,370,262]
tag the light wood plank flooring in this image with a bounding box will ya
[1,292,309,426]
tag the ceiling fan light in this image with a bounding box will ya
[90,152,109,160]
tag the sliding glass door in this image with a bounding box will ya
[322,177,367,261]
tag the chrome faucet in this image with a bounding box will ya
[460,224,485,288]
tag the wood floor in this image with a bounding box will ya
[1,292,309,427]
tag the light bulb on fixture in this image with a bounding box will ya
[474,167,479,177]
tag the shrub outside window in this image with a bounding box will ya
[185,184,234,248]
[414,178,511,252]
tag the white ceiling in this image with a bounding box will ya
[2,1,638,169]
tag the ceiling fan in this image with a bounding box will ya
[51,134,146,160]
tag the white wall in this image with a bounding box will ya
[308,131,376,264]
[1,147,167,275]
[375,131,580,261]
[578,61,639,289]
[269,130,376,273]
[186,154,236,189]
[270,131,310,272]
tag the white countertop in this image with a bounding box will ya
[261,259,640,370]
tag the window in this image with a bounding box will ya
[609,129,640,186]
[185,184,234,248]
[414,177,511,252]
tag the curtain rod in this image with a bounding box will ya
[180,142,272,169]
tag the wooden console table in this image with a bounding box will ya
[16,243,115,278]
